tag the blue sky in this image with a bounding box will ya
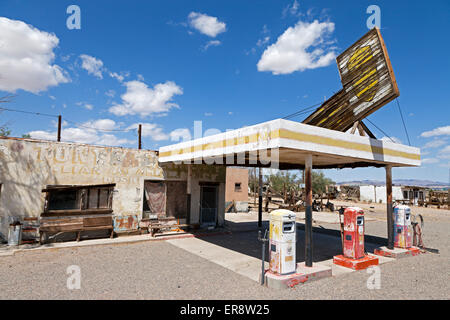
[0,0,449,183]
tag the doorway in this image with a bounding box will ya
[200,185,218,227]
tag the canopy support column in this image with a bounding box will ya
[386,165,394,249]
[187,164,192,225]
[305,154,313,267]
[258,167,263,229]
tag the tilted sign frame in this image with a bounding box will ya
[303,28,399,132]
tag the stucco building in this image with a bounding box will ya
[0,136,226,241]
[225,167,249,212]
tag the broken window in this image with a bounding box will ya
[48,189,80,211]
[42,184,115,216]
[235,182,242,192]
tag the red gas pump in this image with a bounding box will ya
[334,207,379,270]
[343,207,365,259]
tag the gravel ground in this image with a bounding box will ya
[0,201,448,300]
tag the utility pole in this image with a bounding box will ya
[138,124,142,150]
[57,115,62,142]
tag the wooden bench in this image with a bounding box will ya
[145,217,190,237]
[39,215,114,244]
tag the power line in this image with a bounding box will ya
[0,107,59,118]
[0,106,135,133]
[395,98,411,146]
[64,119,134,133]
[282,101,323,120]
[365,118,396,143]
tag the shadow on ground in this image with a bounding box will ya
[195,219,388,263]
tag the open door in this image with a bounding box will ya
[143,181,166,219]
[200,185,218,227]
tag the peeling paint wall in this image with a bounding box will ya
[0,138,225,238]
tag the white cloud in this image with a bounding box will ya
[381,136,402,144]
[420,125,450,138]
[81,119,117,131]
[438,145,450,159]
[203,40,221,50]
[109,80,183,117]
[282,0,301,18]
[76,101,94,110]
[188,12,226,37]
[127,123,169,141]
[28,119,133,146]
[204,112,213,116]
[105,89,116,98]
[79,54,104,79]
[257,20,336,75]
[422,139,447,149]
[421,158,439,164]
[256,36,270,47]
[109,71,124,82]
[0,17,69,93]
[170,128,191,142]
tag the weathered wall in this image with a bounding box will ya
[0,137,225,238]
[359,185,403,203]
[225,167,248,212]
[225,167,248,202]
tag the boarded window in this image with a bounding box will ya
[88,189,99,209]
[43,184,114,216]
[99,189,109,208]
[88,188,110,209]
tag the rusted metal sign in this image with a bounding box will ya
[303,27,399,132]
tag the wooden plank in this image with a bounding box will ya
[83,216,112,227]
[42,183,116,192]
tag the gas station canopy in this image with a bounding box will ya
[158,118,420,170]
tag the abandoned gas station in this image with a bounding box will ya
[158,116,421,287]
[158,27,423,287]
[0,28,424,288]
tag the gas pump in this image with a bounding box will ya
[269,209,296,275]
[343,207,365,259]
[394,205,412,248]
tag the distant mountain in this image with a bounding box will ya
[337,179,448,187]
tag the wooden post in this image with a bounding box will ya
[305,154,313,267]
[386,165,394,249]
[258,167,263,229]
[187,165,192,225]
[57,115,62,142]
[138,124,142,150]
[253,168,257,206]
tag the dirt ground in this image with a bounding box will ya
[0,199,448,300]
